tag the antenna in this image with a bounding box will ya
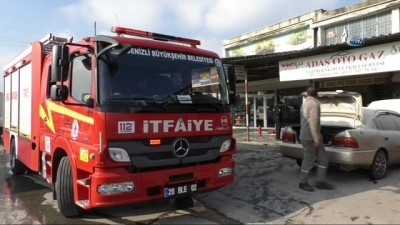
[114,14,123,37]
[115,13,121,26]
[94,21,96,36]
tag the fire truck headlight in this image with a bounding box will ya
[108,147,130,162]
[219,167,233,177]
[98,182,135,195]
[220,139,232,153]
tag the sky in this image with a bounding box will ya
[0,0,363,91]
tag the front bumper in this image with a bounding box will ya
[87,156,234,208]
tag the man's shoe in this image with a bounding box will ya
[299,182,314,192]
[315,181,335,190]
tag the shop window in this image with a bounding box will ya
[325,12,391,46]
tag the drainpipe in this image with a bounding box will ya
[245,70,250,142]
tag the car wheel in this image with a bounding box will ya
[56,156,83,217]
[10,139,27,175]
[368,149,387,180]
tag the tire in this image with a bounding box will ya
[368,149,387,180]
[56,156,83,217]
[10,139,27,175]
[174,196,194,209]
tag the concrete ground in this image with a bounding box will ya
[194,128,400,224]
[233,127,281,147]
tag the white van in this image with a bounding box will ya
[367,99,400,114]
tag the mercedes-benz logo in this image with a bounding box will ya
[172,138,190,158]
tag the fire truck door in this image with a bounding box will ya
[17,63,37,170]
[61,55,94,154]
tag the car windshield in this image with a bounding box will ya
[97,46,229,113]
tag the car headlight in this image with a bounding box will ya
[220,139,232,153]
[108,147,130,162]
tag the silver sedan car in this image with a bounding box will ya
[279,91,400,180]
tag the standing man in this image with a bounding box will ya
[273,101,283,140]
[299,87,334,192]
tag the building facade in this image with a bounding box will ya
[223,0,400,129]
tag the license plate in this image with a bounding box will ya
[164,183,197,198]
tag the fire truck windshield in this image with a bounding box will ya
[97,46,230,113]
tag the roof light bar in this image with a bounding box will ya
[111,26,201,47]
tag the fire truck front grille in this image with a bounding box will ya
[125,158,220,173]
[145,147,212,160]
[109,135,230,172]
[169,173,193,182]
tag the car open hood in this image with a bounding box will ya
[302,91,363,127]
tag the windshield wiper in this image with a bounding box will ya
[156,95,179,105]
[193,101,223,112]
[107,96,155,101]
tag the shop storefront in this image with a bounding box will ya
[222,1,400,132]
[232,92,304,129]
[233,93,274,128]
[226,34,400,130]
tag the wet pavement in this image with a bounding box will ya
[0,130,277,224]
[198,129,400,224]
[233,128,281,146]
[0,130,399,224]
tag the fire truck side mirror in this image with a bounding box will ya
[50,84,69,101]
[82,93,94,108]
[51,45,70,82]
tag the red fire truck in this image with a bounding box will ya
[2,27,237,217]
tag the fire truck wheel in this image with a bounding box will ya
[56,156,83,217]
[174,196,194,209]
[10,139,27,175]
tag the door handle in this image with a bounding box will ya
[384,137,389,141]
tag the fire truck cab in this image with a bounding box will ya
[2,27,237,217]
